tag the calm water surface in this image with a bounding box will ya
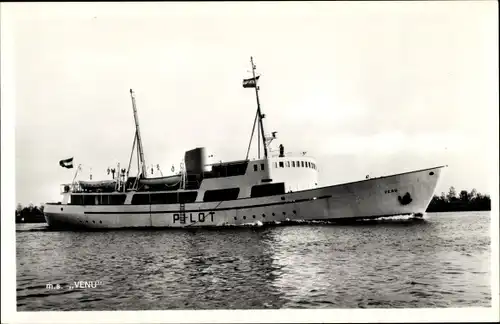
[16,212,491,310]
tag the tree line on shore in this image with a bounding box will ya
[15,204,46,223]
[15,186,491,223]
[426,186,491,212]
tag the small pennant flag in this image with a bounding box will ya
[242,75,260,88]
[59,157,74,169]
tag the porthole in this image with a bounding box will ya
[283,211,286,215]
[429,171,434,176]
[281,196,285,200]
[234,217,237,220]
[99,220,102,224]
[262,214,266,218]
[272,212,275,216]
[92,220,95,223]
[86,220,88,223]
[252,215,256,218]
[293,210,297,214]
[243,216,246,220]
[61,208,63,211]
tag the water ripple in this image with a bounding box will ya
[16,212,491,310]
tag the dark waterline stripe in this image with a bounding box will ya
[84,195,332,215]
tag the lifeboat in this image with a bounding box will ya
[139,174,181,186]
[78,179,117,190]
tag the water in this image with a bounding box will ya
[16,212,491,310]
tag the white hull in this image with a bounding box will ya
[44,166,443,229]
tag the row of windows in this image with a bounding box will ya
[204,161,249,178]
[252,163,266,172]
[70,194,126,205]
[69,183,287,205]
[273,160,317,170]
[132,191,198,205]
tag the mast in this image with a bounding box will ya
[129,89,148,178]
[250,57,268,159]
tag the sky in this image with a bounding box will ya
[2,1,498,206]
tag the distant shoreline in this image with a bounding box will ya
[426,187,491,213]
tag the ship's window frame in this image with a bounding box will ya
[131,193,150,205]
[260,163,265,171]
[203,188,240,202]
[253,164,258,172]
[273,162,278,168]
[97,195,109,205]
[109,194,127,205]
[286,161,290,168]
[279,161,284,168]
[150,193,168,204]
[292,161,296,167]
[70,194,83,205]
[83,195,97,205]
[178,191,198,204]
[250,182,286,198]
[301,161,305,167]
[205,161,249,178]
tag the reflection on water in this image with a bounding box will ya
[16,212,491,310]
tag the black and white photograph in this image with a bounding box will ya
[1,1,498,323]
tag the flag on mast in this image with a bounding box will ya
[242,75,260,88]
[59,157,74,169]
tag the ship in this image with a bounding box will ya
[43,57,445,229]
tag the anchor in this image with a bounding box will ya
[398,192,413,205]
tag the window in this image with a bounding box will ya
[206,161,249,178]
[253,164,258,172]
[279,161,284,168]
[301,161,305,167]
[70,195,83,205]
[132,194,150,205]
[307,162,311,168]
[250,183,286,198]
[97,195,109,205]
[150,193,190,204]
[286,161,290,167]
[292,161,296,167]
[178,191,198,203]
[150,193,181,204]
[165,193,179,204]
[110,194,126,205]
[150,193,168,204]
[260,163,265,171]
[203,188,240,202]
[274,162,277,168]
[82,195,96,205]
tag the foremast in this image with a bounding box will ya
[128,89,148,180]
